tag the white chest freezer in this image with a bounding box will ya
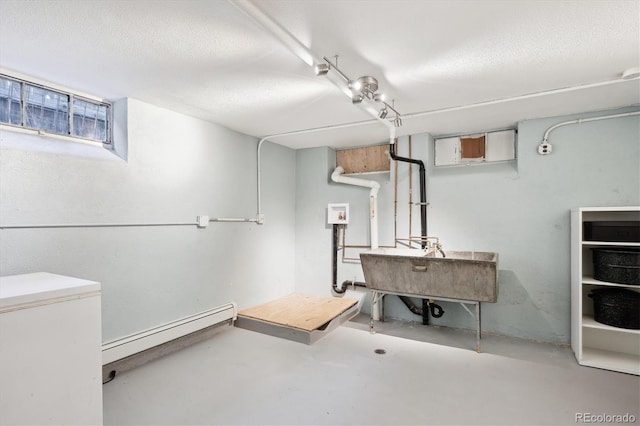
[0,272,102,425]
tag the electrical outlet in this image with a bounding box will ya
[538,143,552,155]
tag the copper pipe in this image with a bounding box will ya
[408,136,413,244]
[339,224,393,262]
[393,144,398,248]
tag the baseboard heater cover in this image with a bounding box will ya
[102,303,237,365]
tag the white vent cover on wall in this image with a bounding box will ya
[434,129,516,166]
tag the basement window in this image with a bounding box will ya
[0,74,111,144]
[434,129,516,166]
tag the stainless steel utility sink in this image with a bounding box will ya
[360,248,498,302]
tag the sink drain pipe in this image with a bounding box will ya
[332,224,367,294]
[398,296,445,325]
[389,139,427,248]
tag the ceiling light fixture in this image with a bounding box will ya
[315,63,330,76]
[373,93,386,103]
[316,56,403,128]
[348,80,363,91]
[356,76,379,94]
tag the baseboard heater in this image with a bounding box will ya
[102,303,237,365]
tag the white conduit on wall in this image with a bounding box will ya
[542,111,640,143]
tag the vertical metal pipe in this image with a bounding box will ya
[393,145,398,247]
[389,143,427,248]
[408,136,413,245]
[332,224,339,291]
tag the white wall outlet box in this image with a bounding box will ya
[197,215,209,228]
[538,143,553,155]
[328,203,349,224]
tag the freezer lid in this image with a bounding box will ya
[0,272,100,310]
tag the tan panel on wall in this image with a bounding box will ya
[336,145,390,174]
[460,136,486,159]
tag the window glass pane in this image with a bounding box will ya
[73,98,108,142]
[24,84,69,134]
[0,77,22,125]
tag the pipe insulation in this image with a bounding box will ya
[330,166,380,250]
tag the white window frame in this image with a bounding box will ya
[0,71,112,146]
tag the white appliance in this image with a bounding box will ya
[0,272,102,425]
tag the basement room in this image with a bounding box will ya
[0,0,639,425]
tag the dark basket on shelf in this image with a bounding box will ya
[584,221,640,243]
[591,247,640,285]
[588,288,640,330]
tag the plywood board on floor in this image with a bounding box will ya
[238,293,358,332]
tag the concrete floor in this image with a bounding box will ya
[103,315,640,425]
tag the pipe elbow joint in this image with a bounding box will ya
[331,166,345,182]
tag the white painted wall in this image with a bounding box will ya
[294,107,640,344]
[1,96,637,346]
[0,98,296,342]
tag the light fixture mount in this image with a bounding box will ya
[356,76,379,94]
[315,63,330,76]
[316,56,403,128]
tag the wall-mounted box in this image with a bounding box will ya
[327,203,349,225]
[434,129,516,166]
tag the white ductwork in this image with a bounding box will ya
[331,166,380,250]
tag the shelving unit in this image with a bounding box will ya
[571,207,640,375]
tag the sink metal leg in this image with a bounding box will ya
[476,302,481,353]
[370,291,377,333]
[460,301,481,352]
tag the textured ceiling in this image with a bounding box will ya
[0,0,638,149]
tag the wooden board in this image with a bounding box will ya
[238,294,358,332]
[336,145,390,174]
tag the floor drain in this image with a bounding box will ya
[374,349,386,355]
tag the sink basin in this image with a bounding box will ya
[360,248,498,302]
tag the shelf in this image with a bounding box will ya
[572,207,640,375]
[580,347,640,375]
[579,207,640,213]
[581,241,640,247]
[582,276,640,288]
[582,315,640,335]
